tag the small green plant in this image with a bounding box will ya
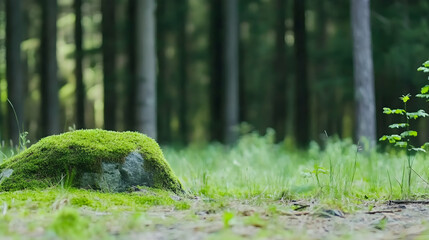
[7,99,30,153]
[309,164,328,189]
[222,211,235,228]
[379,60,429,198]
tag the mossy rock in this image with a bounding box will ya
[0,129,183,193]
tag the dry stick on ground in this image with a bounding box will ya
[388,200,429,205]
[365,209,402,214]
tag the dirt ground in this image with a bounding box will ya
[118,199,429,240]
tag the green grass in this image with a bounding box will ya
[0,131,429,239]
[0,188,190,239]
[165,131,429,201]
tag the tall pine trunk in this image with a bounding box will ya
[293,0,309,147]
[41,0,59,136]
[351,0,376,145]
[155,0,171,143]
[126,0,136,131]
[135,0,157,139]
[312,0,327,140]
[272,0,287,142]
[74,0,85,129]
[101,0,116,130]
[224,0,239,145]
[6,0,24,144]
[209,0,224,142]
[177,0,188,144]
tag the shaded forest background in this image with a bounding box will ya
[0,0,429,147]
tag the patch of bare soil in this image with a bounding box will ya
[119,199,429,240]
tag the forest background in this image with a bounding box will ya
[1,0,429,148]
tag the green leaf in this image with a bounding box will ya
[388,123,408,129]
[379,135,402,143]
[379,135,388,141]
[401,94,410,103]
[421,142,429,149]
[400,131,418,138]
[395,142,408,148]
[421,85,429,94]
[382,108,405,115]
[393,109,406,114]
[382,108,392,114]
[417,67,426,71]
[416,94,429,99]
[223,211,234,228]
[411,148,426,153]
[407,110,429,119]
[389,135,401,143]
[424,61,429,67]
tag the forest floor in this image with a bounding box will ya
[1,189,429,239]
[2,134,429,239]
[116,197,429,240]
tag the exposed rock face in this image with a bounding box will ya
[0,129,183,193]
[0,169,13,184]
[80,152,154,192]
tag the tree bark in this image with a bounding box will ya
[272,0,287,142]
[155,0,172,143]
[293,0,309,147]
[312,0,327,141]
[74,0,85,129]
[126,0,136,131]
[351,0,376,145]
[41,0,60,136]
[135,0,157,139]
[209,0,224,142]
[101,0,116,130]
[6,0,24,144]
[177,0,188,144]
[224,0,239,145]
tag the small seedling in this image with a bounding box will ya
[379,60,429,198]
[222,211,234,228]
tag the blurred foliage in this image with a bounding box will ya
[0,0,428,146]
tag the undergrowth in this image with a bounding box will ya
[165,130,429,201]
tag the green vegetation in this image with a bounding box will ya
[379,60,429,198]
[0,129,182,192]
[0,133,428,238]
[0,188,190,239]
[166,131,429,201]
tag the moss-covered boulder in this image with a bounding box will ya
[0,129,183,193]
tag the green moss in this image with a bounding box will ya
[50,208,89,239]
[0,129,183,192]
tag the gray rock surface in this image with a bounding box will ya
[0,169,13,184]
[80,151,154,192]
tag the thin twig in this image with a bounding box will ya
[388,200,429,205]
[365,209,402,214]
[411,167,429,185]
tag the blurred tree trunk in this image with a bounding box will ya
[224,0,239,145]
[312,0,327,141]
[101,0,116,130]
[126,0,136,131]
[293,0,309,147]
[351,0,376,145]
[209,0,224,142]
[155,0,171,143]
[135,0,157,139]
[41,0,59,136]
[177,0,188,144]
[272,0,287,142]
[74,0,85,129]
[6,0,24,144]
